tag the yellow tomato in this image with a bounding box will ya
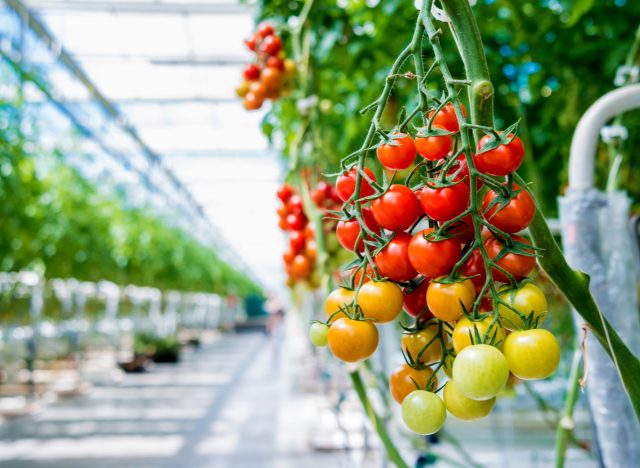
[401,323,444,365]
[443,379,495,420]
[357,280,403,323]
[503,329,560,380]
[451,315,505,354]
[497,283,548,330]
[426,277,476,321]
[327,317,379,362]
[325,287,354,322]
[389,364,437,404]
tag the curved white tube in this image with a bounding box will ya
[569,83,640,189]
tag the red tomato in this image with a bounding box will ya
[290,254,312,279]
[289,230,306,253]
[415,126,453,161]
[277,184,293,203]
[482,185,535,233]
[449,214,475,244]
[429,103,466,133]
[371,185,422,231]
[485,235,536,282]
[245,36,258,51]
[261,35,282,56]
[286,212,307,231]
[282,247,296,264]
[266,56,285,71]
[402,278,432,318]
[475,133,524,176]
[336,208,380,252]
[374,232,417,282]
[421,183,469,222]
[243,64,261,81]
[459,248,486,294]
[257,23,275,38]
[350,265,373,285]
[408,228,462,278]
[286,194,303,215]
[335,167,377,202]
[377,133,416,170]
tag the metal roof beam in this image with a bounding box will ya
[22,0,252,15]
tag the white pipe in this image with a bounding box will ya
[569,83,640,189]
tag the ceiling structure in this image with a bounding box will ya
[21,0,286,291]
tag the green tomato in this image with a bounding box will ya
[452,344,509,401]
[443,379,495,421]
[497,283,547,330]
[401,390,446,435]
[503,329,560,380]
[309,322,329,347]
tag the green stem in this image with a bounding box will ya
[555,350,584,468]
[350,369,410,468]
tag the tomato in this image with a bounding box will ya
[243,92,263,110]
[420,183,469,222]
[443,380,495,421]
[243,63,261,81]
[309,322,329,347]
[325,287,355,322]
[336,208,379,252]
[415,126,453,161]
[285,213,307,231]
[327,317,379,362]
[401,324,443,365]
[236,81,250,98]
[428,103,466,133]
[483,185,534,234]
[260,67,281,90]
[282,246,296,264]
[284,58,296,77]
[257,23,275,38]
[261,35,282,55]
[503,329,560,380]
[426,277,475,321]
[459,248,486,294]
[452,316,505,354]
[335,167,377,202]
[290,254,312,279]
[371,185,422,231]
[289,230,306,253]
[475,133,524,176]
[311,180,331,206]
[443,352,455,378]
[266,56,285,71]
[452,344,509,400]
[357,281,403,323]
[390,364,436,404]
[402,278,431,318]
[277,184,293,203]
[485,235,536,282]
[497,283,547,330]
[448,214,475,244]
[305,239,317,262]
[376,133,416,170]
[408,229,461,278]
[374,232,417,282]
[245,35,258,51]
[350,265,373,285]
[401,390,446,435]
[287,194,304,214]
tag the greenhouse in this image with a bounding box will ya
[0,0,639,467]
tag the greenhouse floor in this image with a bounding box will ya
[0,323,596,468]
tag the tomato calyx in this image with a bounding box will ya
[476,121,521,155]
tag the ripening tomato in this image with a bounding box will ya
[401,324,443,365]
[266,56,285,71]
[475,133,524,176]
[451,316,505,354]
[249,81,268,100]
[357,281,403,323]
[289,230,306,253]
[305,239,317,262]
[309,322,329,347]
[443,379,495,421]
[260,67,282,90]
[390,364,437,404]
[243,64,261,81]
[336,167,377,202]
[257,23,275,38]
[428,103,466,133]
[277,184,293,203]
[452,344,509,400]
[285,212,307,231]
[243,92,263,110]
[236,81,250,98]
[376,133,416,170]
[261,35,282,55]
[485,235,536,282]
[289,254,311,279]
[282,246,296,264]
[497,283,548,330]
[421,183,469,222]
[459,248,486,294]
[401,390,446,435]
[503,329,560,380]
[327,317,379,362]
[374,232,417,282]
[408,229,461,278]
[371,185,422,231]
[336,208,379,252]
[325,287,354,322]
[483,185,535,233]
[426,277,475,321]
[415,126,453,161]
[402,278,431,318]
[245,35,258,51]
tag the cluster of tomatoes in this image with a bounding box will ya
[277,181,342,287]
[236,23,296,111]
[309,102,561,436]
